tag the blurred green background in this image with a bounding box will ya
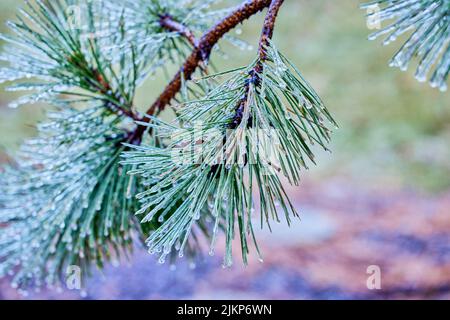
[1,0,450,300]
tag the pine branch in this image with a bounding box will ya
[132,0,274,142]
[123,41,336,266]
[0,108,145,290]
[0,0,338,290]
[0,0,149,291]
[158,14,212,76]
[104,0,237,84]
[123,0,337,267]
[0,0,141,120]
[159,14,199,48]
[0,1,243,289]
[231,0,284,129]
[258,0,284,60]
[362,0,450,91]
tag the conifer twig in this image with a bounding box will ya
[159,14,199,48]
[158,14,210,75]
[258,0,284,61]
[231,0,284,129]
[91,69,140,121]
[132,0,274,142]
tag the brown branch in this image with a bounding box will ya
[131,0,273,143]
[257,0,284,61]
[230,0,284,129]
[106,14,201,130]
[159,14,198,48]
[158,14,209,74]
[92,69,140,121]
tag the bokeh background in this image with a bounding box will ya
[1,0,450,299]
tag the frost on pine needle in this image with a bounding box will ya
[362,0,450,91]
[121,41,337,267]
[0,0,142,112]
[0,0,338,291]
[0,0,155,291]
[105,0,246,73]
[0,108,147,290]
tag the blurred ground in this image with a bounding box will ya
[2,178,450,300]
[1,0,450,300]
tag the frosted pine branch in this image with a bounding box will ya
[362,0,450,91]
